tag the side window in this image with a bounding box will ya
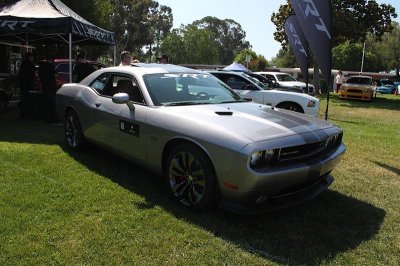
[101,74,145,104]
[226,75,248,90]
[91,73,112,94]
[55,63,70,73]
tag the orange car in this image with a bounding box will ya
[338,75,375,102]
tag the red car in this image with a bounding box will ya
[53,59,107,86]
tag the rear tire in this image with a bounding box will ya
[165,144,216,210]
[64,109,86,151]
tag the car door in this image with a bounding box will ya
[223,74,265,104]
[89,73,149,163]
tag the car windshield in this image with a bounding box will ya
[276,74,297,82]
[143,73,245,106]
[380,79,394,86]
[346,77,372,85]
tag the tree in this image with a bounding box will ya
[147,4,173,59]
[160,25,219,64]
[366,22,400,74]
[270,48,297,68]
[271,0,397,49]
[192,16,250,64]
[271,0,397,93]
[235,49,269,71]
[332,41,381,72]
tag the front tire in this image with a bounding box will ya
[64,110,86,151]
[165,144,216,210]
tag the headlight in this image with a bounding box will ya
[250,151,263,166]
[307,100,316,107]
[250,149,276,168]
[363,89,370,93]
[325,133,342,149]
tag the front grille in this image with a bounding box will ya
[277,133,342,164]
[347,89,362,93]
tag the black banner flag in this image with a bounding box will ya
[284,15,309,84]
[291,0,332,120]
[291,0,332,83]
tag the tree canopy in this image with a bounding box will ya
[271,0,397,48]
[192,16,251,64]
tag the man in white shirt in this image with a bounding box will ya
[119,51,132,66]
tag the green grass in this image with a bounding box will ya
[1,94,399,265]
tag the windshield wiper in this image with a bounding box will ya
[219,100,244,104]
[163,101,210,106]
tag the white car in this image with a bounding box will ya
[209,71,319,117]
[255,71,315,95]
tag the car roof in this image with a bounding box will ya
[349,75,372,79]
[208,70,247,75]
[97,63,204,76]
[132,63,202,74]
[255,72,290,75]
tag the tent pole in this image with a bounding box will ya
[114,45,116,66]
[69,33,72,83]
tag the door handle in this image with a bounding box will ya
[95,102,102,107]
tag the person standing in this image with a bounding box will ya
[335,70,345,93]
[18,52,35,117]
[73,52,95,82]
[119,51,132,66]
[38,55,58,122]
[157,54,169,64]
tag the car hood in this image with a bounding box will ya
[279,81,313,88]
[160,102,333,142]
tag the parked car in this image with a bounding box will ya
[255,71,316,95]
[0,73,20,114]
[56,63,345,213]
[246,72,304,94]
[208,70,319,116]
[338,75,375,101]
[36,59,107,89]
[376,79,397,94]
[52,59,107,86]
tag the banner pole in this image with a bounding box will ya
[69,33,72,83]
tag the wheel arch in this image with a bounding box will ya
[276,101,304,113]
[162,138,215,174]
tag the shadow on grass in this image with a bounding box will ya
[320,93,400,111]
[371,160,400,176]
[0,118,386,265]
[63,145,385,265]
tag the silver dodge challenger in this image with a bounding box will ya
[56,63,346,214]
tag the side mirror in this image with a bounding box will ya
[112,93,130,104]
[112,92,135,110]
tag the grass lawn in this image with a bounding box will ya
[0,93,399,265]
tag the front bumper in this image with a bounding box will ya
[338,90,373,101]
[217,142,346,214]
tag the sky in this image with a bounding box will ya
[156,0,400,61]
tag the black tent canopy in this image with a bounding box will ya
[0,0,116,81]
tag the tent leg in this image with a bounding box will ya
[114,45,117,66]
[69,34,72,83]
